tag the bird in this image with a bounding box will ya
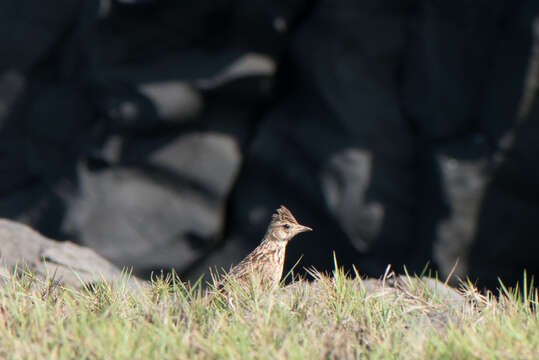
[222,205,312,291]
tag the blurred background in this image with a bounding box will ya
[1,0,538,290]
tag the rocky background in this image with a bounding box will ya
[1,0,538,290]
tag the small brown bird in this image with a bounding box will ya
[224,205,312,290]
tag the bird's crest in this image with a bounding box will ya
[272,205,298,224]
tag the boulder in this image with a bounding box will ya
[0,219,142,289]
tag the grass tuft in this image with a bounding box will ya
[0,265,537,359]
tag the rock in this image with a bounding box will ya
[1,0,539,291]
[430,137,490,283]
[420,277,467,309]
[282,275,468,329]
[60,131,242,279]
[0,219,142,289]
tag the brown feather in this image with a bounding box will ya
[224,205,312,290]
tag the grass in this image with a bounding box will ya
[0,262,537,359]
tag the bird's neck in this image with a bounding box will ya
[258,232,288,284]
[261,231,287,246]
[259,233,288,260]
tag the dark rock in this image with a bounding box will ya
[60,132,242,277]
[429,137,491,283]
[0,0,539,292]
[470,90,539,289]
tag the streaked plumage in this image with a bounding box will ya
[225,205,312,289]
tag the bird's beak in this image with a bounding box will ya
[295,224,312,234]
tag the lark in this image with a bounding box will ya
[223,205,312,290]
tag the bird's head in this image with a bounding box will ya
[268,205,312,242]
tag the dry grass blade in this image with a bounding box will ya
[0,261,536,359]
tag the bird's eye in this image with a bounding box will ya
[283,224,291,230]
